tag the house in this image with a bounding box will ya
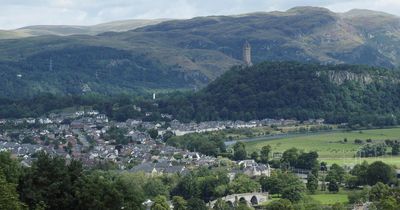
[71,121,84,129]
[87,110,99,116]
[238,160,271,177]
[25,118,36,124]
[75,111,85,117]
[243,164,271,177]
[130,162,187,176]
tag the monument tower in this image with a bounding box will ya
[243,41,252,66]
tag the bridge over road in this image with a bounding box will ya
[208,192,269,208]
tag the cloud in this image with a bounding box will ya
[1,0,400,29]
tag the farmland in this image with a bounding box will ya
[245,127,400,167]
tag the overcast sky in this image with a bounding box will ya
[1,0,400,30]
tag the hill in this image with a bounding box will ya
[159,62,400,125]
[11,19,168,37]
[3,7,400,97]
[0,30,31,39]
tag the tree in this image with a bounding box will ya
[115,173,146,210]
[260,171,303,195]
[348,188,369,204]
[144,178,169,198]
[186,198,207,210]
[163,131,174,142]
[392,143,400,155]
[369,182,391,202]
[260,175,280,194]
[0,151,21,184]
[306,173,318,194]
[328,180,339,193]
[281,185,305,203]
[0,172,25,210]
[148,129,159,139]
[236,203,253,210]
[344,174,359,189]
[18,151,81,210]
[250,151,259,161]
[366,161,396,185]
[281,148,299,169]
[74,171,124,210]
[213,198,229,210]
[331,203,346,210]
[326,164,345,184]
[151,195,170,210]
[296,151,319,170]
[228,174,260,194]
[320,162,327,171]
[265,199,294,210]
[376,197,399,210]
[105,126,129,145]
[350,161,369,186]
[172,173,199,199]
[260,145,271,163]
[172,196,187,210]
[233,142,247,161]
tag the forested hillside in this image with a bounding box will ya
[0,44,198,98]
[159,62,400,125]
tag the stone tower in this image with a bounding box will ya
[243,41,252,66]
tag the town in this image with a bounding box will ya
[0,109,309,176]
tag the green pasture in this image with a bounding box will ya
[310,192,349,205]
[262,192,349,206]
[245,127,400,167]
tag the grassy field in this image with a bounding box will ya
[310,192,348,205]
[262,192,349,206]
[245,127,400,167]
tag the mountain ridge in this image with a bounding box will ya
[2,7,400,98]
[0,19,169,38]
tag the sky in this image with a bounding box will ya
[1,0,400,29]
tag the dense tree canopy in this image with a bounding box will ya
[166,133,226,157]
[159,62,400,125]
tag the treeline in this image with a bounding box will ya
[0,151,344,210]
[5,61,400,127]
[166,133,226,156]
[0,151,313,210]
[0,151,246,210]
[353,139,400,157]
[2,149,400,209]
[0,93,160,121]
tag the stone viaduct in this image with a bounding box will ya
[208,192,269,208]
